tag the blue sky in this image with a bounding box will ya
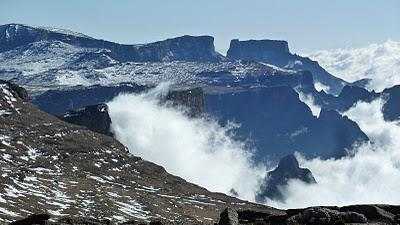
[1,0,399,54]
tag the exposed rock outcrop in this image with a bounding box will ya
[256,155,316,202]
[0,79,29,101]
[382,85,400,121]
[218,208,239,225]
[227,39,290,62]
[163,87,205,117]
[59,103,112,136]
[226,39,347,95]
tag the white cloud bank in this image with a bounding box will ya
[307,39,400,92]
[107,84,400,207]
[107,84,266,201]
[267,98,400,209]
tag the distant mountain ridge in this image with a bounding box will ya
[1,23,346,95]
[226,39,348,95]
[0,24,223,62]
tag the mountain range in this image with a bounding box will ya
[1,23,400,224]
[1,23,345,95]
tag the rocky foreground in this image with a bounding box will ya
[0,80,274,223]
[6,205,400,225]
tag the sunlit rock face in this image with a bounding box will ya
[226,38,347,95]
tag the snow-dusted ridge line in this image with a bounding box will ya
[3,23,94,39]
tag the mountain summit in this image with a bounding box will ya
[0,24,223,62]
[226,38,347,95]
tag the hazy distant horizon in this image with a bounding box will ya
[1,0,399,54]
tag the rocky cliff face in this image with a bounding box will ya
[227,39,289,62]
[226,39,347,95]
[382,85,400,121]
[256,155,316,202]
[163,87,205,117]
[0,82,275,223]
[0,24,223,62]
[205,86,368,160]
[138,35,222,62]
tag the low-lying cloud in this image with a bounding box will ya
[107,83,400,207]
[267,98,400,208]
[107,84,266,201]
[307,39,400,92]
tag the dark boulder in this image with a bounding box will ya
[256,154,316,202]
[59,103,112,136]
[218,208,239,225]
[0,79,29,101]
[287,207,367,225]
[57,217,112,225]
[148,222,164,225]
[10,214,50,225]
[340,205,396,224]
[237,210,273,223]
